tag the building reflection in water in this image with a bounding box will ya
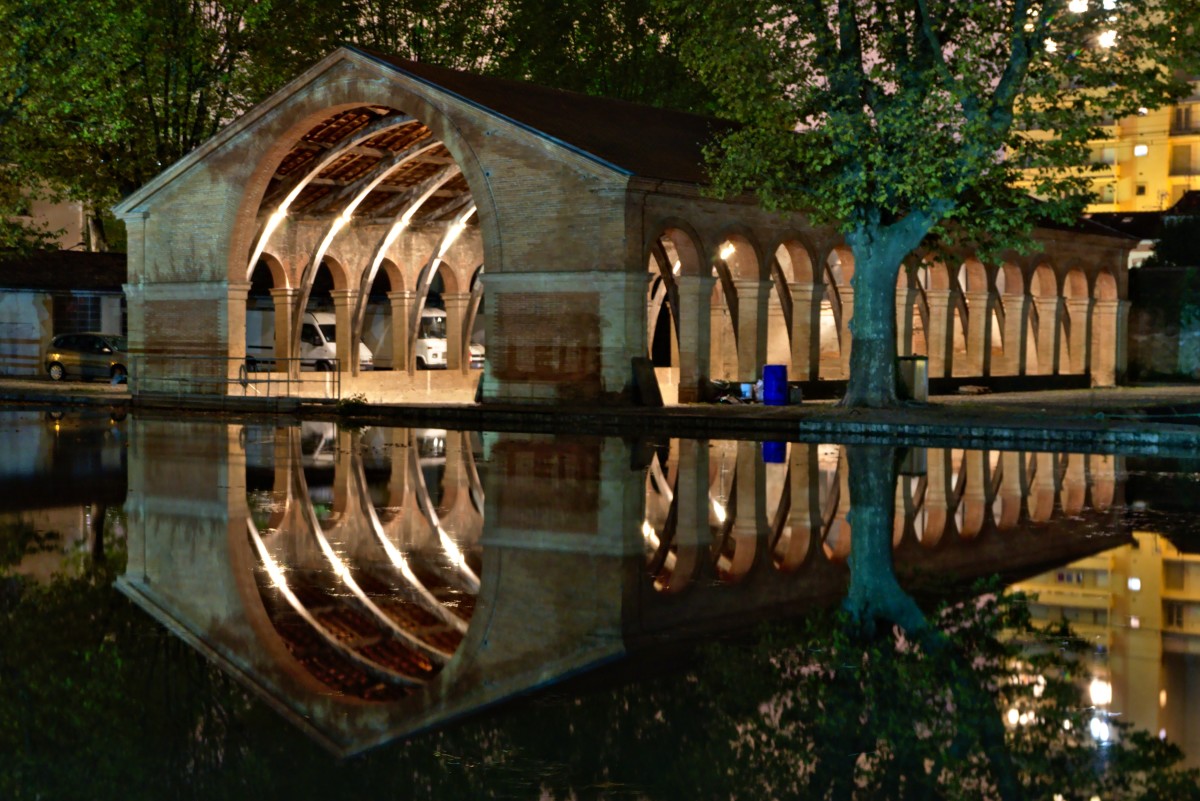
[114,418,1196,760]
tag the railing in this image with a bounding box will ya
[130,354,342,401]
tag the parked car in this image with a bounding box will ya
[45,332,128,382]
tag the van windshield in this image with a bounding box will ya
[319,324,336,343]
[418,316,446,339]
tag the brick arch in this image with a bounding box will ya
[920,258,955,291]
[770,237,817,285]
[960,258,988,293]
[225,72,499,289]
[713,231,764,282]
[254,253,291,289]
[379,257,404,293]
[647,223,705,278]
[1030,263,1059,297]
[824,246,855,285]
[1064,269,1089,299]
[317,255,350,291]
[998,262,1024,295]
[1093,271,1118,300]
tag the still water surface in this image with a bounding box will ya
[1,409,1198,799]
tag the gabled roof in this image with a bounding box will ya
[0,250,127,292]
[351,47,731,185]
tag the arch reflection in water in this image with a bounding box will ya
[118,419,1129,755]
[641,440,1123,603]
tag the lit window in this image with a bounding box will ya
[1127,576,1142,591]
[1134,144,1149,157]
[1044,38,1059,53]
[1130,615,1140,628]
[1098,29,1118,48]
[1068,0,1088,11]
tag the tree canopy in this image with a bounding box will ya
[668,0,1200,406]
[0,0,711,252]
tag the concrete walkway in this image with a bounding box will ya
[1,375,1198,453]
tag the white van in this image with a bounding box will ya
[410,308,485,370]
[246,309,373,371]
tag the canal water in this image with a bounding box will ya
[1,408,1197,799]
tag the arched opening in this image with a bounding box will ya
[1063,268,1091,375]
[648,227,705,403]
[246,257,283,371]
[773,240,818,381]
[240,103,483,400]
[1030,264,1060,375]
[822,249,852,379]
[361,265,393,368]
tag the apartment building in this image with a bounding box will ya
[1012,531,1200,766]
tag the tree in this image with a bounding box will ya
[666,0,1200,407]
[0,0,336,251]
[494,0,715,113]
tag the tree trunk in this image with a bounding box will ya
[85,208,108,252]
[841,216,935,408]
[842,444,1025,801]
[842,445,926,633]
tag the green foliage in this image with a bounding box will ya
[0,519,57,569]
[664,0,1200,405]
[666,0,1199,247]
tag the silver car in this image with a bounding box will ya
[45,332,128,382]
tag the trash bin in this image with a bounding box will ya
[762,364,788,406]
[897,356,928,402]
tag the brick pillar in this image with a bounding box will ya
[726,440,764,581]
[1001,294,1030,375]
[731,278,769,382]
[1090,300,1119,386]
[896,285,915,357]
[924,288,955,379]
[1033,295,1063,375]
[330,288,357,372]
[270,287,301,365]
[443,291,471,372]
[788,283,822,381]
[964,291,992,377]
[837,285,854,379]
[387,290,414,371]
[1066,297,1093,375]
[676,275,715,402]
[1116,300,1130,383]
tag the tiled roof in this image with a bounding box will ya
[353,47,734,185]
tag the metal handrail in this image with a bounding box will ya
[130,353,341,400]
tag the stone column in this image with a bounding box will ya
[959,449,987,538]
[330,288,357,372]
[1001,294,1030,376]
[443,291,471,373]
[387,290,414,372]
[788,283,822,381]
[726,440,764,581]
[731,278,769,382]
[270,287,301,366]
[924,288,955,379]
[964,291,992,377]
[666,438,710,591]
[895,286,915,357]
[1033,296,1063,375]
[1116,300,1131,382]
[837,285,854,379]
[676,275,715,402]
[1065,297,1093,375]
[226,282,250,386]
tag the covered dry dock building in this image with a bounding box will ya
[114,46,1136,404]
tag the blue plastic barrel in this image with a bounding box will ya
[762,364,788,406]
